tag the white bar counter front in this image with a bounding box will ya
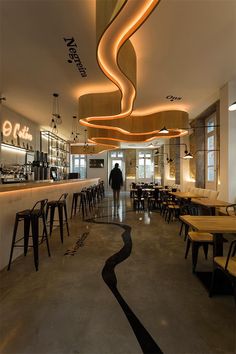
[0,178,100,270]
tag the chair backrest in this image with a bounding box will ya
[58,193,68,202]
[31,199,48,216]
[136,187,143,198]
[226,204,236,216]
[189,204,199,215]
[153,188,160,199]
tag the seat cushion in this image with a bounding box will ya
[188,232,213,242]
[214,256,236,277]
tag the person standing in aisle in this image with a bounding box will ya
[109,163,123,206]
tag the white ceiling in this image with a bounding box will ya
[1,0,236,144]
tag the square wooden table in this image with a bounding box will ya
[180,215,236,294]
[191,198,230,215]
[169,192,206,201]
[180,215,236,256]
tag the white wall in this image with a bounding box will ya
[86,152,108,190]
[219,81,236,202]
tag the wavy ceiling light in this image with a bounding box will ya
[79,0,188,152]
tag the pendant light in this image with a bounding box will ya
[159,126,169,134]
[50,93,62,135]
[71,115,80,142]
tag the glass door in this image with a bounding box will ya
[136,150,154,183]
[108,151,125,190]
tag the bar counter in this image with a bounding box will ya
[0,178,100,270]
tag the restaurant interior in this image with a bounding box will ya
[0,1,236,354]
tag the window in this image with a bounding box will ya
[70,155,86,178]
[109,150,125,174]
[110,151,123,158]
[138,151,153,179]
[206,115,216,183]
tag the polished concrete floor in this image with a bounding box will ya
[0,192,235,354]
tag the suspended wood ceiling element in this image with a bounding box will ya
[78,0,189,153]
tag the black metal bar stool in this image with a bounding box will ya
[79,190,88,219]
[46,193,69,243]
[70,192,81,218]
[8,199,50,271]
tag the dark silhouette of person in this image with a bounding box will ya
[109,163,123,206]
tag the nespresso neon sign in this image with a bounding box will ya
[2,120,33,141]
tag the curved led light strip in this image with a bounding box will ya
[79,0,188,151]
[79,0,159,126]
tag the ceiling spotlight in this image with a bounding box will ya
[159,126,169,134]
[229,101,236,111]
[0,96,6,103]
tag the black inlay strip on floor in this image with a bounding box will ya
[86,206,163,354]
[64,232,89,256]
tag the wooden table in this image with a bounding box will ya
[169,191,206,201]
[191,198,230,215]
[180,215,236,256]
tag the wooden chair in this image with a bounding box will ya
[148,188,160,210]
[185,231,213,273]
[210,239,236,302]
[226,204,236,216]
[165,197,180,223]
[133,187,145,210]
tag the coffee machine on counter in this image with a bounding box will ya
[32,151,50,181]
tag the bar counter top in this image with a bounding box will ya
[0,179,93,193]
[0,177,100,270]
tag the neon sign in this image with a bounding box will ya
[2,120,33,141]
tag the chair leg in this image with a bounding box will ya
[64,203,70,236]
[49,205,55,236]
[23,216,31,256]
[74,194,79,216]
[185,238,191,259]
[42,214,51,257]
[202,243,209,259]
[58,205,64,244]
[7,216,19,271]
[31,215,39,271]
[168,210,172,223]
[179,222,184,236]
[70,195,75,219]
[192,242,199,273]
[184,224,189,241]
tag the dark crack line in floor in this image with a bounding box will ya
[85,211,163,354]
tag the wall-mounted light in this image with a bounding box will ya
[229,101,236,111]
[183,151,193,159]
[155,150,173,163]
[164,143,192,159]
[0,96,6,103]
[159,126,169,134]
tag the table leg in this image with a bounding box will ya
[213,233,223,257]
[210,207,216,216]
